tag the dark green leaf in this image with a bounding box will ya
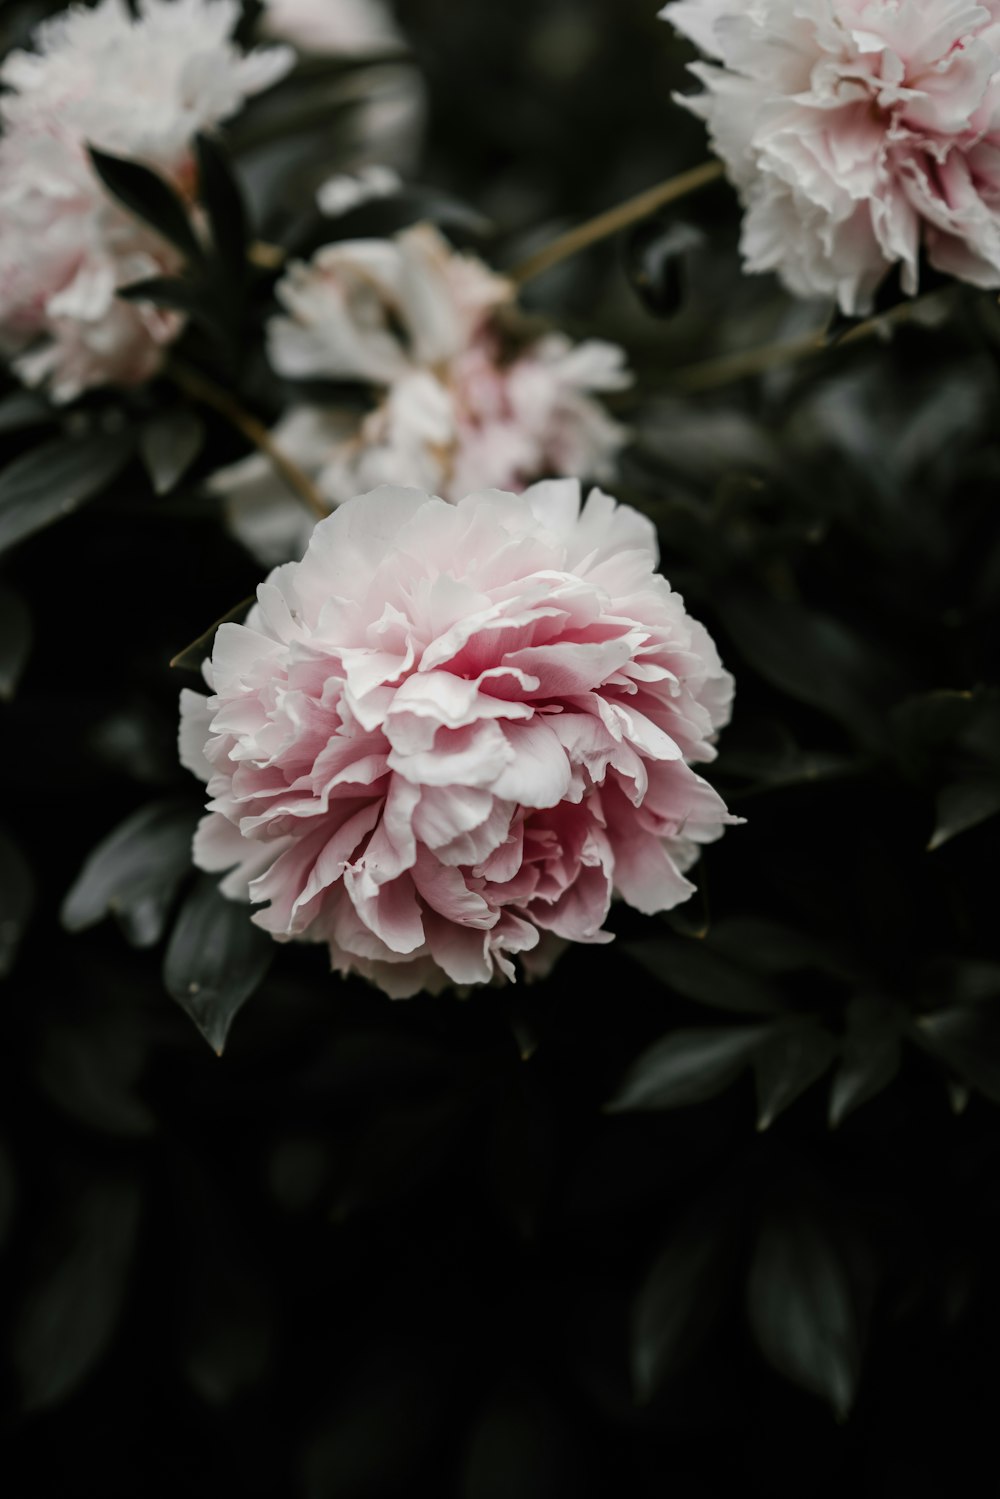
[89,147,204,264]
[139,408,206,495]
[709,917,847,978]
[61,800,198,947]
[0,430,134,555]
[170,595,255,672]
[626,936,784,1013]
[606,1025,765,1112]
[928,775,1000,851]
[0,585,32,700]
[163,875,273,1053]
[754,1023,838,1131]
[625,217,703,318]
[0,826,35,978]
[918,1007,1000,1105]
[748,1210,863,1419]
[720,592,893,748]
[196,133,250,277]
[0,390,55,436]
[829,1002,901,1128]
[37,1021,153,1138]
[631,1202,736,1400]
[13,1175,141,1411]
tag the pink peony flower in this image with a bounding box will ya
[662,0,1000,313]
[0,0,292,400]
[179,480,737,998]
[215,225,631,563]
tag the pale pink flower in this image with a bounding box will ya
[217,225,631,563]
[260,0,401,56]
[662,0,1000,313]
[180,480,736,998]
[0,0,292,400]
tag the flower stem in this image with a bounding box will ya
[510,159,725,285]
[166,360,327,520]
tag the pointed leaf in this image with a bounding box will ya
[89,147,204,264]
[626,937,783,1014]
[163,875,273,1053]
[0,586,32,700]
[139,408,206,495]
[196,133,250,277]
[829,1032,900,1128]
[748,1210,863,1419]
[607,1025,765,1112]
[61,800,198,947]
[917,1007,1000,1104]
[754,1023,838,1130]
[928,776,1000,851]
[0,430,134,555]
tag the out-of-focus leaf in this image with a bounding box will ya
[754,1022,838,1131]
[626,936,784,1014]
[631,1200,736,1400]
[196,132,250,279]
[720,592,893,747]
[0,389,55,436]
[163,875,273,1053]
[61,801,199,948]
[13,1175,141,1411]
[0,430,134,555]
[709,917,847,978]
[463,1386,584,1499]
[37,1020,153,1138]
[917,1007,1000,1104]
[748,1209,864,1419]
[829,998,902,1128]
[0,585,31,700]
[118,276,230,345]
[606,1025,765,1112]
[89,147,204,264]
[170,595,254,672]
[625,217,703,318]
[927,776,1000,851]
[139,408,206,496]
[0,825,35,978]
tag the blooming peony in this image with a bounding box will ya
[179,480,736,997]
[0,0,292,400]
[662,0,1000,314]
[260,0,402,56]
[215,224,631,563]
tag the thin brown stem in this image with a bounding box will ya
[166,360,327,520]
[510,160,725,286]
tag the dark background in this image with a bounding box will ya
[1,1,999,1493]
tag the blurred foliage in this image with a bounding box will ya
[1,0,999,1494]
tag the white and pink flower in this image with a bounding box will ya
[0,0,292,400]
[216,224,632,562]
[662,0,1000,313]
[180,480,736,997]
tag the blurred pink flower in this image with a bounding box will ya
[216,225,632,562]
[662,0,1000,313]
[180,480,736,997]
[0,0,292,400]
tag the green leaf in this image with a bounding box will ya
[196,133,250,278]
[928,775,1000,851]
[37,1019,154,1139]
[748,1209,863,1420]
[0,429,134,555]
[828,1001,901,1128]
[61,800,199,948]
[0,390,55,436]
[139,408,206,496]
[163,875,273,1053]
[626,936,783,1014]
[720,592,892,748]
[917,1007,1000,1105]
[631,1203,736,1400]
[13,1175,141,1411]
[709,918,847,978]
[0,585,32,700]
[170,595,255,672]
[606,1025,765,1112]
[89,147,204,264]
[754,1022,838,1131]
[0,826,35,978]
